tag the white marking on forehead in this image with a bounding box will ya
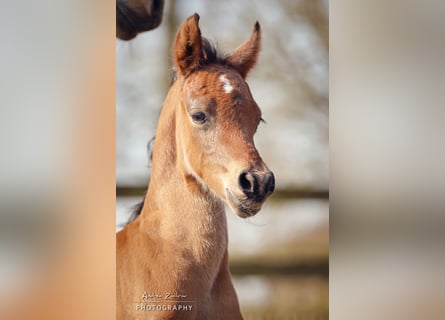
[219,74,234,93]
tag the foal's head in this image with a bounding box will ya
[173,14,274,218]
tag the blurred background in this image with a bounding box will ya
[116,0,329,319]
[2,1,445,320]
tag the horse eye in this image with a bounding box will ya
[191,111,207,124]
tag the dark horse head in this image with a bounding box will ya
[116,0,164,40]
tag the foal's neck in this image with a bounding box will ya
[139,82,228,264]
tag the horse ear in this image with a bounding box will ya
[174,13,202,76]
[226,22,261,78]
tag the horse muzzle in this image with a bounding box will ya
[225,169,275,218]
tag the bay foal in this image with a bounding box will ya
[117,14,275,320]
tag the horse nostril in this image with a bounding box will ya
[239,171,274,198]
[264,173,275,196]
[239,171,257,194]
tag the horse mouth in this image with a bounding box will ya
[225,188,263,218]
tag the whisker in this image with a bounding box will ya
[244,218,267,227]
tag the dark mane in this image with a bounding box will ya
[171,37,226,84]
[199,38,224,66]
[126,200,145,224]
[125,137,155,225]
